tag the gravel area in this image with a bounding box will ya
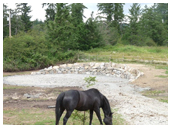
[3,74,168,125]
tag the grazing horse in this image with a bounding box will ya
[55,88,113,125]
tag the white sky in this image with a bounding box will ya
[5,3,154,22]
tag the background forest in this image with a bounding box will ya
[3,3,168,71]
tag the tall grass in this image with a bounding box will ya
[79,45,168,63]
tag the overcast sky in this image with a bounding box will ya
[6,3,154,22]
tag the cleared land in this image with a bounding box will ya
[3,46,168,125]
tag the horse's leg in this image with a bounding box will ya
[89,110,93,125]
[94,108,103,125]
[63,110,73,125]
[56,107,65,125]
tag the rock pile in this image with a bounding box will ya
[31,62,144,82]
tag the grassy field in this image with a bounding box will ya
[3,108,127,125]
[3,102,126,125]
[78,45,168,63]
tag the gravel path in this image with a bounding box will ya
[3,74,168,125]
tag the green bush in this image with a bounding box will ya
[127,35,144,46]
[3,30,78,71]
[144,37,156,46]
[3,30,52,71]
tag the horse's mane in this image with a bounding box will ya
[102,95,112,115]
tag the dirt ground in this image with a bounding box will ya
[3,63,168,124]
[129,64,168,90]
[3,86,82,110]
[128,64,168,101]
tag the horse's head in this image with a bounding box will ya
[103,112,113,125]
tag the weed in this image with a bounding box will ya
[34,119,54,125]
[155,75,168,78]
[84,76,97,88]
[159,99,168,103]
[143,90,165,96]
[3,85,25,90]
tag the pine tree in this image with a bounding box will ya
[3,4,9,39]
[10,8,25,35]
[138,4,167,46]
[47,3,76,54]
[128,3,141,34]
[42,3,57,23]
[156,3,168,25]
[112,3,125,34]
[156,3,168,45]
[70,3,87,26]
[84,12,103,49]
[97,3,124,34]
[16,3,32,32]
[124,3,143,45]
[97,3,114,22]
[69,3,88,50]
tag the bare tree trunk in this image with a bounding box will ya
[9,9,11,38]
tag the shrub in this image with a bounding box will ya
[3,30,79,72]
[3,30,52,71]
[144,37,156,46]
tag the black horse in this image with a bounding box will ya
[55,88,113,125]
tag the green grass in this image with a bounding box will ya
[3,108,127,125]
[155,65,168,70]
[58,108,127,125]
[143,90,165,96]
[155,65,168,75]
[3,108,55,125]
[88,45,168,54]
[3,71,33,77]
[142,90,168,103]
[155,75,168,78]
[3,85,25,90]
[78,45,168,63]
[34,119,54,125]
[159,99,168,103]
[153,64,168,78]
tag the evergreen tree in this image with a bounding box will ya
[47,3,77,54]
[3,4,9,39]
[32,19,45,32]
[97,3,124,34]
[112,3,125,34]
[42,3,57,23]
[156,3,168,25]
[97,3,115,22]
[70,3,87,26]
[139,4,167,46]
[10,8,25,35]
[123,3,143,45]
[16,3,32,32]
[69,3,88,50]
[156,3,168,45]
[84,12,103,49]
[128,3,141,35]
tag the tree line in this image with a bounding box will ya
[3,3,168,71]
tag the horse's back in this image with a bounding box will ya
[76,88,103,111]
[84,88,103,99]
[63,90,80,110]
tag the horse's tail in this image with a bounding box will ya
[55,92,65,125]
